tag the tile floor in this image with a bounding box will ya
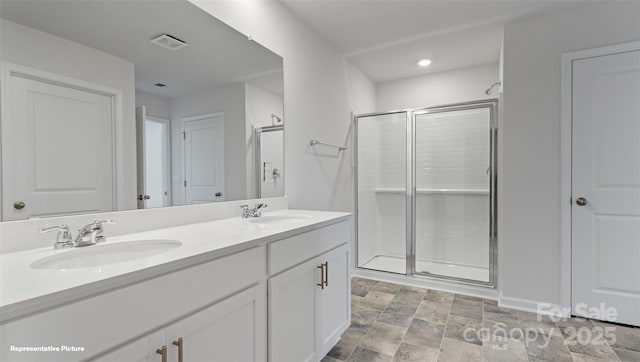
[322,277,640,362]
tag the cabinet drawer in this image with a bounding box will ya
[268,221,351,275]
[0,246,265,362]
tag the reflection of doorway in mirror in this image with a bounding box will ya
[256,126,284,198]
[182,113,225,204]
[1,63,117,221]
[144,118,171,208]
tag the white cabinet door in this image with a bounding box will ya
[92,330,165,362]
[317,245,350,357]
[269,258,321,362]
[177,285,266,362]
[94,286,265,362]
[572,48,640,326]
[269,244,351,362]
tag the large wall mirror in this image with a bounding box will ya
[0,0,284,221]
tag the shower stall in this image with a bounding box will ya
[355,100,497,286]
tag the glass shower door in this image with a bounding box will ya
[356,112,408,274]
[413,103,495,283]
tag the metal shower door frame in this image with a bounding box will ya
[353,110,412,275]
[411,99,498,288]
[353,99,499,288]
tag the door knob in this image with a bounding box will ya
[576,197,588,206]
[13,201,25,210]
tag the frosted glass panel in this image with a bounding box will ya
[414,108,490,282]
[357,112,407,274]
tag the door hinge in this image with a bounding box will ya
[184,180,187,187]
[182,131,186,140]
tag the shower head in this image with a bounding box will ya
[271,114,282,124]
[485,82,501,95]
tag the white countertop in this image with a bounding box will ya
[0,209,351,323]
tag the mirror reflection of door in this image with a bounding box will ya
[183,113,225,204]
[256,126,284,198]
[1,64,116,221]
[136,106,171,209]
[144,117,171,208]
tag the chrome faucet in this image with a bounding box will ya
[39,219,114,249]
[39,224,74,249]
[75,220,114,247]
[239,203,268,218]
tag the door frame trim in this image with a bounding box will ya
[0,61,124,220]
[559,40,640,311]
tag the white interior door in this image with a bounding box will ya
[136,106,170,209]
[572,49,640,326]
[135,106,148,209]
[1,67,114,220]
[183,113,224,204]
[145,118,170,208]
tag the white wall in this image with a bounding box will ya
[345,60,376,115]
[0,19,137,210]
[136,91,171,120]
[376,63,499,111]
[501,2,640,306]
[245,84,284,198]
[190,0,376,212]
[170,83,247,204]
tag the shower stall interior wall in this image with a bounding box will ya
[355,100,497,286]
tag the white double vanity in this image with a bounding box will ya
[0,201,352,362]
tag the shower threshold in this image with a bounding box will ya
[360,255,490,282]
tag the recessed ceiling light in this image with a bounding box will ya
[417,59,432,67]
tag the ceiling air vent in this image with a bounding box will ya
[150,34,188,52]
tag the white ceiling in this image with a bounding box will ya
[0,0,283,99]
[280,0,590,82]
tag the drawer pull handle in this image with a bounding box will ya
[324,261,329,287]
[172,337,183,362]
[317,264,325,289]
[156,345,167,362]
[317,262,328,289]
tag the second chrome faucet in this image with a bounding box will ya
[239,203,268,218]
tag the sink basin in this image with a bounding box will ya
[30,239,182,270]
[248,214,312,225]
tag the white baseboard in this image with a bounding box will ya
[499,295,571,318]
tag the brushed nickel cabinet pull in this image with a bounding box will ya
[317,264,325,289]
[156,345,167,362]
[324,261,329,287]
[172,337,183,362]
